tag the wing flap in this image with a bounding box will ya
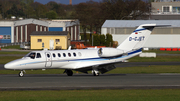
[98,64,116,74]
[75,62,116,74]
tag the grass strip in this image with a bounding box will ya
[129,56,180,62]
[108,65,180,74]
[143,50,180,54]
[0,89,180,101]
[1,45,21,49]
[0,56,23,64]
[0,51,29,55]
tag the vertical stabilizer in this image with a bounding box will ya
[117,24,157,51]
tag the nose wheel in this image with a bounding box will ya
[19,70,25,77]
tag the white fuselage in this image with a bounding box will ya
[4,48,142,70]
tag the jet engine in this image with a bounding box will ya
[98,48,124,57]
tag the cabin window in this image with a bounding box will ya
[53,53,56,57]
[78,52,82,56]
[68,53,71,57]
[63,53,66,57]
[36,53,41,58]
[37,39,42,42]
[47,54,50,58]
[73,53,76,57]
[58,53,61,57]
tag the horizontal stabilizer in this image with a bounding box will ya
[142,25,171,28]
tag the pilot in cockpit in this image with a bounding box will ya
[29,53,36,59]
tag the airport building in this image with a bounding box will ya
[30,31,70,50]
[101,20,180,48]
[14,19,49,43]
[151,0,180,20]
[49,20,80,41]
[0,21,14,43]
[0,19,80,44]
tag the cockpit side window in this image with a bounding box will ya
[28,52,36,59]
[36,53,41,58]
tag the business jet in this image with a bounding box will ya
[4,24,168,77]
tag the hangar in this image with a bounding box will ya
[101,20,180,48]
[0,19,49,44]
[50,20,80,41]
[0,19,80,44]
[14,19,49,43]
[0,21,14,43]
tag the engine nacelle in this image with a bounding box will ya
[98,48,124,57]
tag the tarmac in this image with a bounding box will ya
[1,74,180,90]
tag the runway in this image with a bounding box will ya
[1,74,180,90]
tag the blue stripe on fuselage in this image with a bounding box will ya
[128,48,142,55]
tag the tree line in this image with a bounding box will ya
[0,0,73,19]
[0,0,150,45]
[0,0,150,27]
[81,33,114,47]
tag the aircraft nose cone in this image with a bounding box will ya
[4,63,13,69]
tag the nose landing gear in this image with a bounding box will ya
[19,70,26,77]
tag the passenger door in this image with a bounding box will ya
[45,52,52,67]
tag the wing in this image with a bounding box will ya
[74,62,117,74]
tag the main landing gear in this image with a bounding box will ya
[64,69,73,76]
[92,70,100,76]
[19,70,25,77]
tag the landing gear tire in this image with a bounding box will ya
[65,69,73,76]
[93,72,99,76]
[19,71,24,77]
[93,72,96,76]
[92,70,100,76]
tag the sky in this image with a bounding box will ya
[34,0,101,5]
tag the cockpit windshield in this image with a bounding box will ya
[24,52,36,59]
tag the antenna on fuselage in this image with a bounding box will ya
[68,46,72,50]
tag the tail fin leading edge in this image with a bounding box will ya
[117,24,170,51]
